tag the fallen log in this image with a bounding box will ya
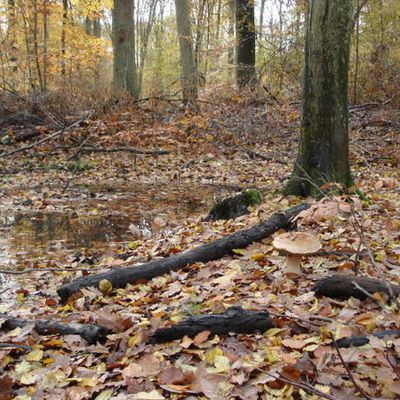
[337,329,400,348]
[150,306,274,343]
[0,314,109,344]
[58,203,308,301]
[313,275,400,300]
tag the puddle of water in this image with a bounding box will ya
[0,183,221,270]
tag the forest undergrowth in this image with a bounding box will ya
[0,98,399,399]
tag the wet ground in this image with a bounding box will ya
[0,183,221,271]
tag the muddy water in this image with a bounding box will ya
[0,183,221,270]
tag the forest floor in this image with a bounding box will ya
[0,97,399,399]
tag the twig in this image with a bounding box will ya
[0,115,90,158]
[0,343,32,351]
[256,369,337,400]
[0,267,96,275]
[268,311,331,327]
[352,281,383,305]
[77,145,170,155]
[330,334,374,400]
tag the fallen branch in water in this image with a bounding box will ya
[57,203,308,301]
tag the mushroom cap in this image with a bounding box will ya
[272,232,321,255]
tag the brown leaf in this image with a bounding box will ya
[193,330,211,344]
[158,366,186,385]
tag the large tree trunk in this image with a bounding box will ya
[112,0,139,99]
[174,0,198,102]
[284,0,353,197]
[235,0,256,87]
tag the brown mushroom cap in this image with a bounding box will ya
[272,232,321,255]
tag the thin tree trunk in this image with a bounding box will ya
[353,0,360,104]
[43,0,48,92]
[112,0,139,99]
[235,0,256,87]
[174,0,198,102]
[259,0,266,38]
[284,0,353,197]
[7,0,18,72]
[227,0,235,67]
[32,0,43,91]
[61,0,68,77]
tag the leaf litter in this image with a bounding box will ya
[0,101,399,399]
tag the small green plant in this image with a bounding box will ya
[65,160,93,172]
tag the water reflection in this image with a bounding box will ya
[0,183,220,269]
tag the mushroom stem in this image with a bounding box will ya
[285,254,303,274]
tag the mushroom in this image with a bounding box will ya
[272,232,321,275]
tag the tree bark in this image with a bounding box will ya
[174,0,198,102]
[112,0,139,99]
[151,306,274,343]
[0,314,109,344]
[313,275,400,300]
[235,0,256,87]
[284,0,353,197]
[57,204,308,301]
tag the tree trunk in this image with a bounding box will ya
[284,0,353,197]
[259,0,266,38]
[61,0,68,77]
[235,0,256,87]
[112,0,139,99]
[174,0,198,103]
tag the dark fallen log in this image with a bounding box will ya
[313,275,400,300]
[151,306,274,343]
[337,329,400,348]
[58,203,308,301]
[204,189,262,221]
[0,314,109,344]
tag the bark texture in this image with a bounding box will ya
[58,204,308,301]
[284,0,353,196]
[151,306,274,343]
[112,0,139,99]
[313,275,400,300]
[0,314,109,344]
[235,0,256,87]
[174,0,198,102]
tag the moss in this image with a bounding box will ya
[205,189,262,221]
[243,189,262,205]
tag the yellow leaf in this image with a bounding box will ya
[26,349,43,362]
[210,355,230,373]
[128,241,140,250]
[95,389,114,400]
[232,248,245,255]
[20,371,36,385]
[265,348,281,363]
[250,253,265,261]
[132,390,165,399]
[205,347,223,364]
[99,279,112,294]
[264,328,283,337]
